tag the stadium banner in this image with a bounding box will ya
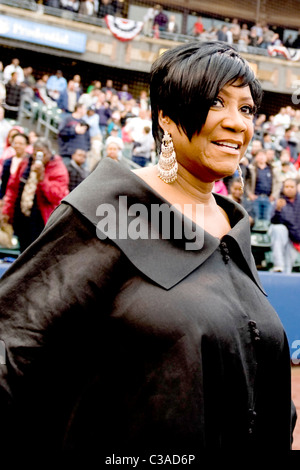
[0,15,87,53]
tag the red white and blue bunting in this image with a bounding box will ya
[268,45,300,61]
[105,15,144,42]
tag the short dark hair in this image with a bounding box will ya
[12,132,29,144]
[150,41,263,152]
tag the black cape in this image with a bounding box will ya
[0,158,295,456]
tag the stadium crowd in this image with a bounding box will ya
[0,54,300,272]
[31,0,300,52]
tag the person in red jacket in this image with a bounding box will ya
[2,137,69,252]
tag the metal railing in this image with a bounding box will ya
[0,0,270,57]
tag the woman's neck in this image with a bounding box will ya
[173,163,215,206]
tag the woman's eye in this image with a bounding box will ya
[241,105,255,115]
[211,98,223,107]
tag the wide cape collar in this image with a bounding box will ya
[62,158,266,294]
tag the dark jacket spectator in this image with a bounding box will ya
[4,72,22,120]
[271,185,300,243]
[98,0,115,17]
[58,104,91,162]
[216,25,228,42]
[67,149,89,192]
[153,8,168,32]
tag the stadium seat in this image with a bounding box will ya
[251,219,270,233]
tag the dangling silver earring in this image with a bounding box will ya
[157,131,178,184]
[238,164,244,193]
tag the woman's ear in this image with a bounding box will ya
[158,110,170,131]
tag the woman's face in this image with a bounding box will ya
[12,135,27,157]
[161,81,254,182]
[33,145,51,165]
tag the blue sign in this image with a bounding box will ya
[0,15,86,53]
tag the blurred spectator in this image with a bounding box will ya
[277,161,298,186]
[228,178,255,228]
[105,126,124,151]
[278,149,298,177]
[34,74,54,106]
[120,99,138,127]
[98,0,115,18]
[73,74,83,94]
[278,126,299,163]
[0,126,24,173]
[83,105,103,171]
[217,25,228,42]
[104,140,122,162]
[270,33,282,46]
[262,133,276,151]
[251,22,263,37]
[213,179,228,195]
[117,84,132,102]
[3,72,22,120]
[95,91,112,138]
[193,16,204,37]
[2,137,69,252]
[153,24,160,39]
[86,80,102,94]
[253,114,266,140]
[3,58,24,85]
[109,93,124,113]
[246,138,263,161]
[269,178,300,273]
[21,66,36,100]
[248,27,263,47]
[0,106,12,157]
[167,15,178,34]
[123,108,152,145]
[79,0,96,15]
[260,25,275,49]
[201,27,218,41]
[273,107,291,137]
[265,148,277,166]
[153,6,168,32]
[131,125,153,167]
[226,27,234,45]
[67,149,89,192]
[78,87,100,108]
[107,110,122,138]
[26,130,40,156]
[102,79,117,100]
[137,90,150,111]
[0,132,29,199]
[238,23,250,50]
[262,115,276,135]
[246,149,282,221]
[46,70,67,102]
[58,103,90,165]
[230,18,241,44]
[60,0,80,12]
[57,79,81,114]
[143,6,160,37]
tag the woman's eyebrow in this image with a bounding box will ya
[219,88,254,103]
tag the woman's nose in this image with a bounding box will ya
[221,108,248,133]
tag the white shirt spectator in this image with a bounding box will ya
[124,111,152,143]
[3,63,24,85]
